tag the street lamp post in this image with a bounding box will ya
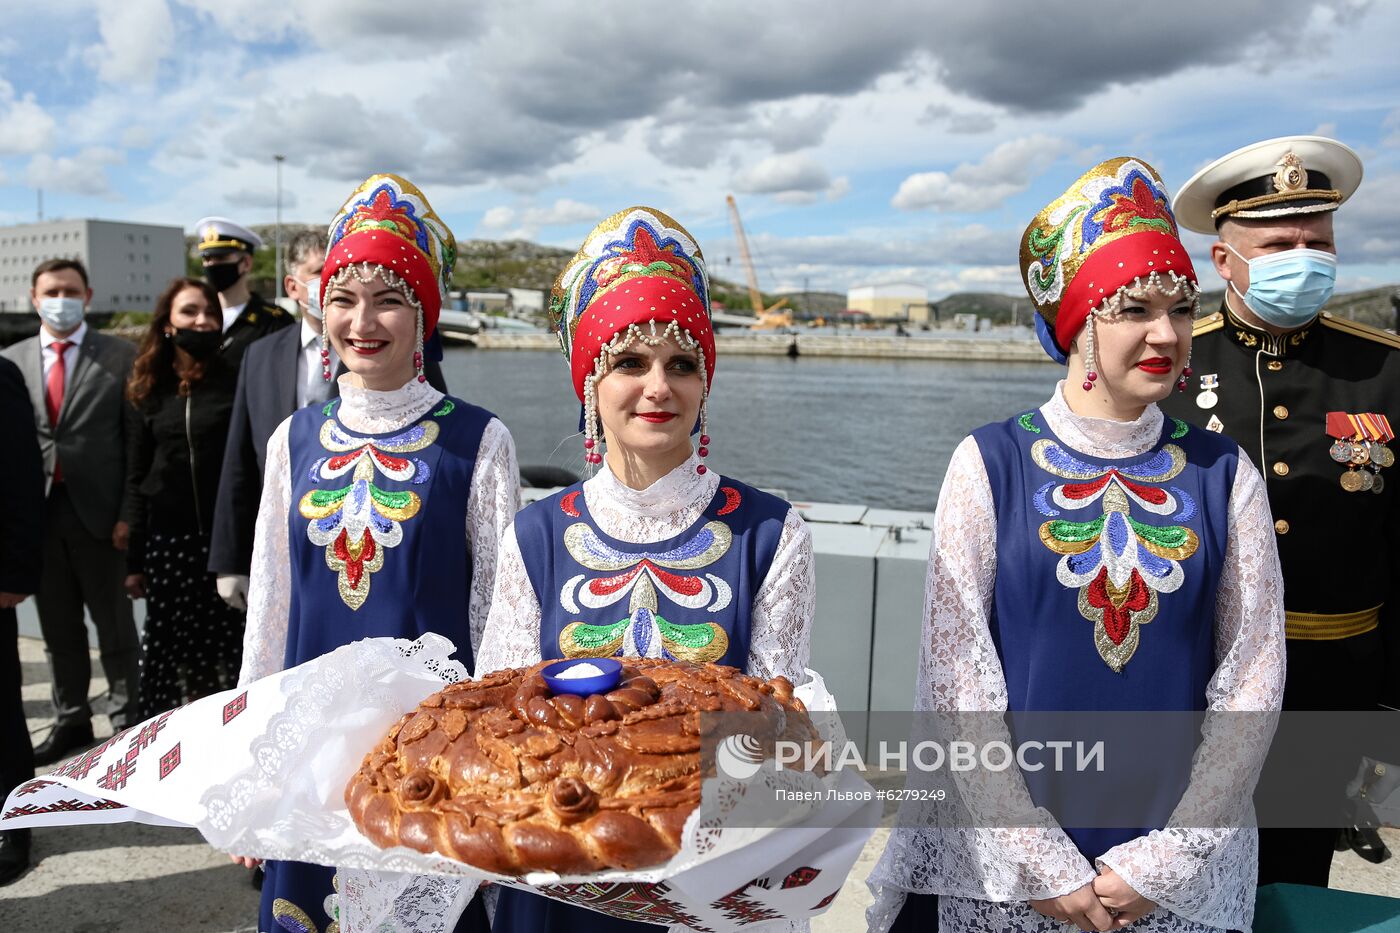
[274,154,285,301]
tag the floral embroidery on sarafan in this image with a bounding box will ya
[1031,438,1198,672]
[557,519,734,663]
[298,417,439,610]
[1017,411,1041,435]
[273,896,321,933]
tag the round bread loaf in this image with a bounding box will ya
[345,658,817,874]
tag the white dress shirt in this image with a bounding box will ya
[295,318,339,409]
[40,320,88,385]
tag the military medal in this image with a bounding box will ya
[1206,414,1225,433]
[1328,412,1395,494]
[1195,373,1219,410]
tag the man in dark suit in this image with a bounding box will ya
[0,354,45,884]
[2,259,139,766]
[193,217,293,366]
[208,231,446,608]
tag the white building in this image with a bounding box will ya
[0,219,186,314]
[846,282,930,322]
[508,287,545,316]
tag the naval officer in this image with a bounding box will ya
[194,217,292,364]
[1161,135,1398,887]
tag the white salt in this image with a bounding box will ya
[556,662,606,680]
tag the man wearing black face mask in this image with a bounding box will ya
[1162,136,1400,889]
[193,217,292,365]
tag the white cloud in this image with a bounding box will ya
[733,153,847,205]
[85,0,174,84]
[892,134,1071,212]
[0,79,56,154]
[478,199,603,239]
[26,147,125,197]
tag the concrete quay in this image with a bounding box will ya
[467,331,1050,362]
[3,636,1397,931]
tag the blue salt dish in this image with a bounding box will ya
[541,658,623,697]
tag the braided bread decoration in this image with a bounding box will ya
[346,658,819,874]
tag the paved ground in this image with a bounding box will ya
[3,635,1397,931]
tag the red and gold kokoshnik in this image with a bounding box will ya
[1021,157,1197,354]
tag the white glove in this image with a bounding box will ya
[216,574,250,612]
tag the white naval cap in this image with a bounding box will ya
[1173,135,1363,235]
[194,216,264,256]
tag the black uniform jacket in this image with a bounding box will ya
[1159,303,1400,707]
[123,358,239,575]
[206,324,447,577]
[220,292,293,366]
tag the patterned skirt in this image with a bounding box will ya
[138,530,245,719]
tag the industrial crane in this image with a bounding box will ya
[725,195,791,329]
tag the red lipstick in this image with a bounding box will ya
[1136,357,1172,375]
[635,412,677,423]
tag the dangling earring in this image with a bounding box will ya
[320,328,332,382]
[1081,313,1099,392]
[696,348,710,475]
[413,312,426,384]
[1177,351,1193,392]
[582,375,603,466]
[697,400,710,476]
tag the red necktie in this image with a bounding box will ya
[47,340,69,483]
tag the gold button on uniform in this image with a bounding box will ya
[1274,519,1290,535]
[1273,405,1289,420]
[1273,461,1290,477]
[1267,360,1283,372]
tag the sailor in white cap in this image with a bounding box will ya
[194,216,291,363]
[1161,136,1400,887]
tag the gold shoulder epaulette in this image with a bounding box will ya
[1319,311,1400,350]
[1192,311,1224,336]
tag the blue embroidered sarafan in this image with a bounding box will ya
[972,408,1239,862]
[511,477,788,669]
[297,418,438,610]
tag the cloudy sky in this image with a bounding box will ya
[2,0,1397,298]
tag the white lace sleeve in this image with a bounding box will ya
[466,418,520,660]
[1095,450,1285,931]
[472,524,543,677]
[745,507,813,683]
[868,437,1095,929]
[239,416,294,686]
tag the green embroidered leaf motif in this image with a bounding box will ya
[433,399,455,418]
[370,486,414,510]
[1044,515,1106,543]
[570,619,627,650]
[655,616,717,649]
[1027,206,1086,262]
[1128,518,1191,549]
[306,487,350,508]
[1018,412,1041,435]
[321,399,338,417]
[1171,418,1188,439]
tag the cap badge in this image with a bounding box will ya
[1273,152,1308,194]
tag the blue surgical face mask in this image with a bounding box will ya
[36,297,85,331]
[299,277,323,321]
[1226,243,1337,329]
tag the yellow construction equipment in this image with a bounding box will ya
[725,195,791,329]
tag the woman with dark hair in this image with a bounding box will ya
[124,276,245,717]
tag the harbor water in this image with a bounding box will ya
[442,347,1060,512]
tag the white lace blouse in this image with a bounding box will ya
[866,384,1286,933]
[239,376,520,685]
[474,452,815,683]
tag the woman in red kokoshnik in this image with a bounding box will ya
[474,207,816,932]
